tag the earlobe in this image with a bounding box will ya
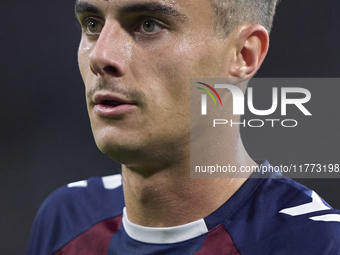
[230,25,269,78]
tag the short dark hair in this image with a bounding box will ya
[210,0,280,36]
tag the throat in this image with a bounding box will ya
[121,165,243,228]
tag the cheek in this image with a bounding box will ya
[77,39,92,84]
[153,40,224,98]
[164,36,223,72]
[143,40,227,134]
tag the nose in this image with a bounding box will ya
[89,22,128,78]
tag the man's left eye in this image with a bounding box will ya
[139,20,161,33]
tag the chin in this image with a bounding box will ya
[95,136,143,163]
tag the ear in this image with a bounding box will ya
[230,25,269,78]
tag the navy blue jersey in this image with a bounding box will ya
[27,161,340,254]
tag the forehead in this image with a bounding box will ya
[75,0,213,19]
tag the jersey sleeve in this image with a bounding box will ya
[26,175,124,255]
[26,186,71,255]
[269,216,340,254]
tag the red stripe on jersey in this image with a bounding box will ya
[54,215,123,255]
[195,224,241,255]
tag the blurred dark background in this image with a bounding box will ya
[1,0,340,254]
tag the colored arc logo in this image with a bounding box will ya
[196,82,223,106]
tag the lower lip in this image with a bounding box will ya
[94,104,137,117]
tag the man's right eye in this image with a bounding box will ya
[83,19,103,36]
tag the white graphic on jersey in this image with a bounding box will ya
[310,214,340,222]
[102,174,122,190]
[67,180,88,188]
[279,191,330,216]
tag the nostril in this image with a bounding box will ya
[103,66,118,75]
[90,66,98,76]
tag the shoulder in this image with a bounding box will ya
[27,174,124,255]
[226,173,340,254]
[38,174,124,223]
[261,176,340,253]
[273,177,340,253]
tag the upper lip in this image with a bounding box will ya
[93,92,136,105]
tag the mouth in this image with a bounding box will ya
[98,100,130,107]
[93,93,137,117]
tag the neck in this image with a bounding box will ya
[122,131,256,228]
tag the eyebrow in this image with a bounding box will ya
[75,1,187,21]
[117,2,187,20]
[75,2,104,16]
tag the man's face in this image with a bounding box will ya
[76,0,233,169]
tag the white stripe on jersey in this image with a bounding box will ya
[279,191,330,216]
[310,214,340,222]
[67,180,88,188]
[102,174,122,190]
